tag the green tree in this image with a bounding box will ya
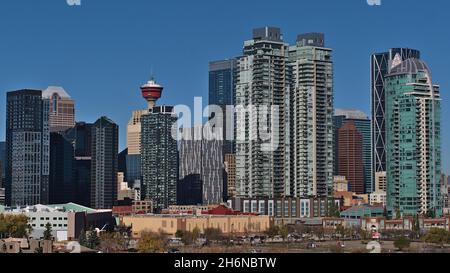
[86,230,101,249]
[328,203,341,217]
[0,214,31,238]
[137,231,166,253]
[394,237,411,251]
[78,229,87,247]
[423,228,450,247]
[43,222,53,241]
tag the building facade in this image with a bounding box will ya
[64,122,93,207]
[141,106,178,212]
[179,126,223,205]
[126,110,146,187]
[235,26,289,198]
[49,132,75,204]
[91,117,119,209]
[288,33,334,197]
[5,89,50,206]
[209,59,237,156]
[42,86,75,133]
[225,154,236,198]
[371,48,421,176]
[338,121,364,194]
[334,109,372,193]
[385,58,442,217]
[0,142,5,188]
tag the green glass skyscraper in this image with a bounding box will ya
[385,58,442,217]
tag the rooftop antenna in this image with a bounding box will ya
[150,66,154,81]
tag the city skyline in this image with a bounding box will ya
[0,0,449,175]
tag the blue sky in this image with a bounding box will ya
[0,0,449,174]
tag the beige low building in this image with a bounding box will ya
[122,215,273,238]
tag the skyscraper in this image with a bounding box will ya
[0,141,5,188]
[334,109,372,193]
[371,48,421,176]
[385,58,442,217]
[42,86,75,133]
[179,126,224,205]
[91,117,119,209]
[5,89,50,206]
[141,105,178,212]
[235,26,289,198]
[209,59,237,156]
[64,122,93,207]
[126,110,146,186]
[289,33,334,197]
[49,132,75,204]
[338,121,364,194]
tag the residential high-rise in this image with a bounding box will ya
[64,122,93,207]
[385,58,442,217]
[5,89,50,206]
[42,86,75,133]
[289,33,334,197]
[235,26,289,198]
[179,126,223,205]
[49,132,75,204]
[91,117,119,209]
[209,59,237,156]
[334,109,372,193]
[141,106,178,212]
[371,48,421,176]
[338,121,364,194]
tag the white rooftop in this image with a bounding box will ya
[42,86,72,99]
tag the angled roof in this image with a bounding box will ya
[388,58,431,76]
[47,203,97,213]
[42,86,72,99]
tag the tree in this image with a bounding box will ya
[137,231,166,253]
[204,228,222,241]
[175,230,184,239]
[412,215,421,238]
[328,203,341,217]
[278,225,289,241]
[395,209,401,220]
[43,223,53,241]
[98,232,128,253]
[78,229,87,247]
[86,230,100,249]
[265,226,279,237]
[192,227,201,242]
[423,228,450,247]
[0,214,31,238]
[394,237,411,251]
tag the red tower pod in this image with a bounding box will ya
[140,79,163,110]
